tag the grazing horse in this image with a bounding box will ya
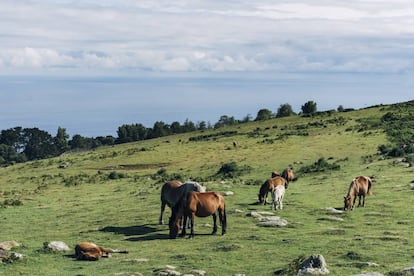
[258,176,287,205]
[169,191,227,239]
[75,242,128,261]
[159,180,205,224]
[344,176,373,210]
[271,184,285,210]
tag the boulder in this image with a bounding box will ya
[298,254,329,275]
[43,241,70,252]
[0,240,20,251]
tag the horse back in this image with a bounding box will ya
[187,191,223,217]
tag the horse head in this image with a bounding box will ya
[343,195,353,210]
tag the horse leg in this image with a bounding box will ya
[189,213,195,239]
[159,201,166,224]
[212,213,218,235]
[179,215,187,237]
[357,195,362,207]
[218,207,226,235]
[361,195,365,207]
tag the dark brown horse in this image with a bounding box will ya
[159,180,205,224]
[169,191,226,239]
[344,176,373,210]
[258,176,287,205]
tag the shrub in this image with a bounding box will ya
[108,171,127,180]
[216,161,252,178]
[297,157,340,174]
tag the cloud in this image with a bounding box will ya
[1,0,414,74]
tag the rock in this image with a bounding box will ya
[257,217,288,227]
[352,273,383,276]
[114,273,143,276]
[0,240,20,250]
[298,254,329,275]
[403,267,414,275]
[187,269,206,276]
[324,207,344,214]
[222,191,234,196]
[43,241,70,252]
[123,258,149,262]
[0,249,24,262]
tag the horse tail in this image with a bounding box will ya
[220,203,227,235]
[367,177,373,195]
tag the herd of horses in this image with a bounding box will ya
[160,169,373,239]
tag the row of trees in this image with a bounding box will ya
[0,101,321,165]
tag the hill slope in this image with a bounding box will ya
[0,102,413,275]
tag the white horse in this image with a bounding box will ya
[271,184,285,210]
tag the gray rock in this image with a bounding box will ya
[43,241,70,252]
[298,254,329,275]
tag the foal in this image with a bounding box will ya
[271,184,285,210]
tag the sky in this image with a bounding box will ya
[1,0,414,137]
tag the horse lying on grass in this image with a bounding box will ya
[169,191,227,239]
[344,176,373,210]
[159,180,205,225]
[75,242,128,261]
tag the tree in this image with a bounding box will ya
[301,101,317,116]
[54,127,70,155]
[170,121,182,134]
[22,128,56,160]
[182,119,196,132]
[276,103,295,117]
[337,105,344,112]
[255,108,272,121]
[214,115,238,128]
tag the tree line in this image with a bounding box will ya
[0,101,325,165]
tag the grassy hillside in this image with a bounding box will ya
[1,103,413,275]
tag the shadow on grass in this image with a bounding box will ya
[100,224,171,241]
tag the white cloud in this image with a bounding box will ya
[1,0,414,74]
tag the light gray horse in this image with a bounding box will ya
[159,180,205,224]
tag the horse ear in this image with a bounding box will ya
[344,196,347,200]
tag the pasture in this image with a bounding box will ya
[1,104,414,275]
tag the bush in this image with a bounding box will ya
[297,158,340,174]
[108,171,127,180]
[217,161,252,178]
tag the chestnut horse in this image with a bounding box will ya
[258,176,287,205]
[169,191,226,239]
[344,176,373,210]
[75,242,128,261]
[159,180,205,224]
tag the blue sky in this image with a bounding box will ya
[1,1,414,137]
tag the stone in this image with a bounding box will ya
[298,254,329,275]
[43,241,70,252]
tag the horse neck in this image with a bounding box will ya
[347,180,358,197]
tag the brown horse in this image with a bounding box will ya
[75,242,128,261]
[258,176,287,205]
[169,191,226,239]
[271,171,280,178]
[281,168,296,183]
[344,176,373,210]
[159,180,205,224]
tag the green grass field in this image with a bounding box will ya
[1,104,413,275]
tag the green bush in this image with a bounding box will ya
[297,157,340,174]
[216,161,252,178]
